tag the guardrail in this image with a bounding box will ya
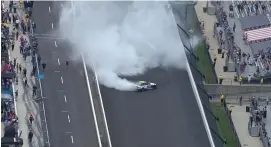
[204,84,271,96]
[29,18,51,146]
[170,4,216,147]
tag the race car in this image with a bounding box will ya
[136,81,157,92]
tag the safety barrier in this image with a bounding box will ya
[170,4,216,147]
[204,84,271,96]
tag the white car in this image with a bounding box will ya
[136,81,157,92]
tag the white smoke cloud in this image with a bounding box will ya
[58,1,187,91]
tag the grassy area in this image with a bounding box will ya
[194,42,217,84]
[211,102,239,147]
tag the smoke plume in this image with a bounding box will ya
[58,1,187,91]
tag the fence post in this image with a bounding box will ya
[203,104,219,121]
[196,83,212,99]
[210,127,227,144]
[189,61,205,79]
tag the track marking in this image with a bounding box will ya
[56,90,65,92]
[64,95,67,102]
[55,41,57,47]
[52,23,54,29]
[65,132,71,134]
[57,58,60,65]
[61,111,68,113]
[168,9,215,147]
[54,71,60,72]
[61,76,63,84]
[67,115,71,122]
[49,7,51,13]
[70,136,74,143]
[71,0,103,146]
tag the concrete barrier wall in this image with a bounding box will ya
[204,84,271,96]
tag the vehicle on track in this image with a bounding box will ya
[136,81,157,92]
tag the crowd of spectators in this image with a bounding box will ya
[232,1,270,18]
[1,1,22,146]
[236,48,271,78]
[212,1,271,83]
[250,97,271,147]
[254,49,271,77]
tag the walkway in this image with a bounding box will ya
[230,104,263,147]
[10,33,44,147]
[4,1,44,146]
[195,1,238,85]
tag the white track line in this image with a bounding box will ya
[71,1,102,147]
[67,115,71,122]
[93,66,112,147]
[60,76,63,84]
[49,7,51,13]
[64,95,67,102]
[81,53,102,147]
[168,6,215,147]
[55,41,57,47]
[52,23,54,29]
[57,58,60,65]
[70,136,74,143]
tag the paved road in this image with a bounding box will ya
[101,68,210,147]
[32,1,99,147]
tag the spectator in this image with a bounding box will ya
[220,94,225,106]
[32,85,37,96]
[239,76,243,85]
[228,106,232,115]
[29,114,34,124]
[219,75,223,84]
[24,77,28,87]
[248,74,251,83]
[23,68,27,77]
[28,130,33,143]
[42,62,46,71]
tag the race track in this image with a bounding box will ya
[101,68,211,147]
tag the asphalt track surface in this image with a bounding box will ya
[94,2,209,147]
[101,68,210,147]
[32,2,99,147]
[32,1,210,147]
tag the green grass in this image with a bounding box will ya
[195,42,217,84]
[211,103,239,147]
